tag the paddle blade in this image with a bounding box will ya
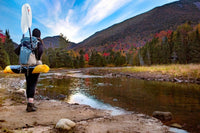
[21,3,32,34]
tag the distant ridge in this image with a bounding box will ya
[42,36,76,49]
[72,0,200,52]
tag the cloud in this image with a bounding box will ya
[34,0,177,43]
[82,0,132,25]
[35,0,133,42]
[39,9,80,42]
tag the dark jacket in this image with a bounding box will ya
[32,28,43,60]
[34,38,43,60]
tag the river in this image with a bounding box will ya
[37,69,200,133]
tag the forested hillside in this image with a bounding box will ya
[139,23,200,65]
[73,0,200,52]
[1,23,200,69]
[41,23,200,68]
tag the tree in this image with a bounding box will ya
[47,48,57,67]
[89,50,95,66]
[114,52,126,66]
[79,49,85,68]
[174,23,193,63]
[59,33,69,49]
[0,38,10,68]
[73,57,79,68]
[188,28,200,63]
[4,30,18,65]
[41,50,50,65]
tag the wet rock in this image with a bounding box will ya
[56,118,76,130]
[112,73,116,77]
[14,88,26,96]
[56,94,66,100]
[113,98,118,102]
[152,111,172,121]
[174,78,182,83]
[158,78,164,81]
[126,74,131,78]
[97,83,105,86]
[170,123,182,129]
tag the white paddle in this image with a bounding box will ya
[21,3,32,39]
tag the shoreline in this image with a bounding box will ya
[0,83,169,133]
[80,66,200,84]
[0,67,197,132]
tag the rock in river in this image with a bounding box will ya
[152,111,172,121]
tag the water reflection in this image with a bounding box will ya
[38,70,200,133]
[67,92,127,115]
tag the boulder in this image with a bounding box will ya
[152,111,172,121]
[55,119,76,130]
[14,88,26,96]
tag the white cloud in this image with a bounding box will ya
[82,0,132,25]
[53,1,62,19]
[36,0,133,42]
[35,0,178,43]
[41,9,80,42]
[82,0,94,11]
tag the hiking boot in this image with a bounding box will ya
[26,103,37,112]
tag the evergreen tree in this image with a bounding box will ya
[4,30,18,65]
[89,50,95,66]
[114,52,126,66]
[41,50,50,65]
[174,23,193,63]
[64,53,73,67]
[73,57,79,68]
[0,39,10,68]
[79,49,85,68]
[189,29,200,63]
[47,48,57,67]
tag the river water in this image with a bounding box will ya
[37,69,200,133]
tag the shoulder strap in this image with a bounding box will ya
[28,28,32,48]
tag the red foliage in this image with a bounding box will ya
[0,31,6,43]
[154,30,173,40]
[84,53,89,61]
[103,53,110,57]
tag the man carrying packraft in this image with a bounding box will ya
[25,28,44,112]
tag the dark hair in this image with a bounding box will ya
[32,28,41,38]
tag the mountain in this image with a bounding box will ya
[42,36,76,49]
[13,42,18,48]
[73,0,200,52]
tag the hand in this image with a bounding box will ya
[36,60,42,65]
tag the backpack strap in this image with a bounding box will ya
[28,28,33,49]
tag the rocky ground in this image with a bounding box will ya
[0,76,171,133]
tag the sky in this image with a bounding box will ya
[0,0,178,44]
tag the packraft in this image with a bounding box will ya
[3,64,50,74]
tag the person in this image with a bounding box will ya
[25,28,44,112]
